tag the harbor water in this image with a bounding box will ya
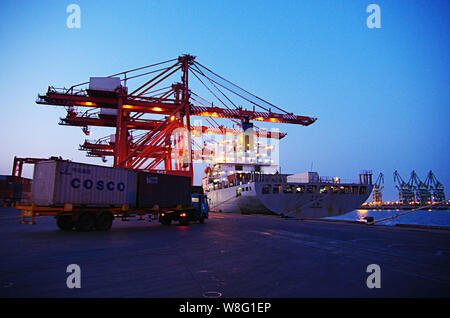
[325,209,450,227]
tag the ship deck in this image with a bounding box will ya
[0,207,449,297]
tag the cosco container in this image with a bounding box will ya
[31,161,137,207]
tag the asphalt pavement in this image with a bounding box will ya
[1,207,449,297]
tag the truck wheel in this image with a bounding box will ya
[95,212,113,231]
[75,212,95,232]
[56,215,74,231]
[199,214,205,224]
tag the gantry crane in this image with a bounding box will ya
[36,55,317,181]
[424,170,446,202]
[408,170,431,205]
[372,172,384,204]
[393,170,415,204]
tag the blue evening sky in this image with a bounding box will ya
[0,0,448,201]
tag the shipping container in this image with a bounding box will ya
[286,172,319,183]
[31,161,137,207]
[99,108,118,118]
[0,175,32,206]
[136,172,191,208]
[88,77,122,92]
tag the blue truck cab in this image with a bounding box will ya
[159,192,209,226]
[191,193,209,220]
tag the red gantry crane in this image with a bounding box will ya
[36,55,317,181]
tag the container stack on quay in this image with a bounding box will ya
[0,175,32,207]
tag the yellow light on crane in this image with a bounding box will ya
[152,107,163,112]
[77,101,97,106]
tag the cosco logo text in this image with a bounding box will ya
[70,178,126,191]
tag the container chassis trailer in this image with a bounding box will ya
[16,198,208,231]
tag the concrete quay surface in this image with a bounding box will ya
[0,208,449,298]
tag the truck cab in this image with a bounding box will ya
[158,192,209,226]
[191,193,209,219]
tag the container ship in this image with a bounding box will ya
[202,123,373,218]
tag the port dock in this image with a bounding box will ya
[362,202,450,210]
[1,208,449,298]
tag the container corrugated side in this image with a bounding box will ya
[32,161,137,207]
[31,161,56,206]
[89,77,121,92]
[287,172,319,183]
[136,172,191,209]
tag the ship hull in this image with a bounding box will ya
[206,182,373,218]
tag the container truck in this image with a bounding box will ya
[15,160,209,231]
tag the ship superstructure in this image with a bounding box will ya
[202,122,373,218]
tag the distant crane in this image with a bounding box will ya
[372,172,384,204]
[393,170,415,204]
[408,170,431,205]
[424,170,446,202]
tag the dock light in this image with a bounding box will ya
[180,212,187,217]
[161,213,165,217]
[152,107,163,112]
[78,101,97,106]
